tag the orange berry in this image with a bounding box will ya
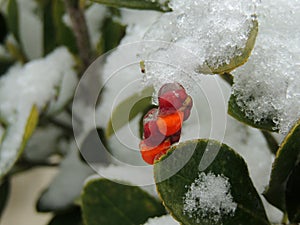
[140,139,171,164]
[156,111,184,136]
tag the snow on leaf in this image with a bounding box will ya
[0,47,76,178]
[0,105,38,179]
[143,215,180,225]
[183,172,237,224]
[141,0,258,91]
[232,0,300,134]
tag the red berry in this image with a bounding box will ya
[170,129,181,144]
[143,108,166,147]
[156,111,184,136]
[158,83,188,115]
[140,139,171,164]
[181,95,193,121]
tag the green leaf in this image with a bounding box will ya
[228,93,278,132]
[53,0,78,54]
[90,0,171,12]
[198,19,258,75]
[106,86,154,138]
[0,105,39,179]
[6,0,20,42]
[0,56,14,76]
[48,207,82,225]
[97,11,126,54]
[0,178,10,218]
[42,0,77,55]
[154,139,270,225]
[37,149,93,212]
[81,178,166,225]
[264,119,300,212]
[42,0,56,55]
[285,163,300,223]
[0,12,8,44]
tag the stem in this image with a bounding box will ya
[64,0,92,71]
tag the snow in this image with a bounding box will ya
[232,0,300,134]
[87,164,157,197]
[18,0,43,59]
[141,0,257,91]
[0,47,76,122]
[183,172,237,224]
[143,215,180,225]
[0,106,32,172]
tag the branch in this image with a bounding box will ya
[64,0,92,71]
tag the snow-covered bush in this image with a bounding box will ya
[0,0,299,225]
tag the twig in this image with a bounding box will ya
[64,0,92,71]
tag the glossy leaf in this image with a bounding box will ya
[81,178,166,225]
[264,119,300,212]
[199,20,258,75]
[90,0,171,12]
[106,86,154,138]
[285,163,300,223]
[154,139,270,225]
[228,93,278,132]
[0,178,10,218]
[0,105,39,179]
[6,0,20,42]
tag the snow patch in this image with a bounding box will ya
[0,47,76,122]
[183,172,237,224]
[141,0,257,91]
[232,0,300,134]
[143,215,180,225]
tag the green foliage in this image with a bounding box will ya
[198,20,258,75]
[0,57,14,76]
[0,106,39,180]
[0,12,8,44]
[42,0,77,55]
[81,178,166,225]
[106,86,154,138]
[6,0,20,42]
[285,163,300,223]
[47,207,82,225]
[0,178,10,218]
[154,139,270,225]
[97,10,126,54]
[90,0,171,12]
[228,93,278,132]
[264,119,300,219]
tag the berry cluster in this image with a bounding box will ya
[139,83,193,164]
